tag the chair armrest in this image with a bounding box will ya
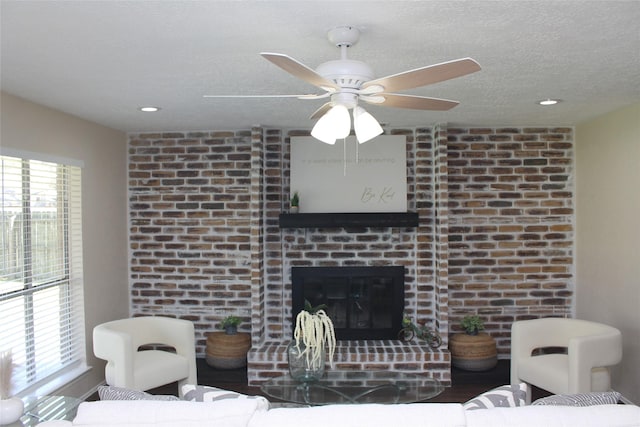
[166,319,197,385]
[93,324,135,388]
[510,320,546,384]
[569,329,622,392]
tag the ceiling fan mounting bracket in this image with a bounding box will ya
[316,25,374,90]
[327,26,360,48]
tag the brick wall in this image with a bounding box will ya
[446,127,574,356]
[127,125,574,379]
[128,131,255,351]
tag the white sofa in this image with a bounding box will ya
[36,399,640,427]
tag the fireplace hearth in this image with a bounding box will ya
[291,266,405,340]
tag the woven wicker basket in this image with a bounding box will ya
[205,332,251,369]
[449,332,497,371]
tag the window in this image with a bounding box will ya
[1,153,85,396]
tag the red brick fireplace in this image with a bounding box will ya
[244,126,452,385]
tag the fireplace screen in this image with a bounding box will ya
[291,266,405,340]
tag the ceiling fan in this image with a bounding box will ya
[204,26,481,144]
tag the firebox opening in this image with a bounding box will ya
[291,266,405,340]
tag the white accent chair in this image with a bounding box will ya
[511,317,622,402]
[93,316,197,396]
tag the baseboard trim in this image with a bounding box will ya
[79,381,106,402]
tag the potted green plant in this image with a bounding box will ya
[219,315,241,335]
[460,315,484,335]
[288,299,335,381]
[290,191,299,213]
[449,314,497,371]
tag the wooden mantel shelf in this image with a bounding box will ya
[278,212,419,229]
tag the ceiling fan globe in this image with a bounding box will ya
[311,104,351,144]
[353,106,383,143]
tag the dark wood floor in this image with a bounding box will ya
[93,359,550,403]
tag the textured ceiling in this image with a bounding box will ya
[1,1,639,133]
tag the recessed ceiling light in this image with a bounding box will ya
[139,106,160,112]
[537,99,561,106]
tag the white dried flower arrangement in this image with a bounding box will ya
[292,307,336,370]
[0,350,14,399]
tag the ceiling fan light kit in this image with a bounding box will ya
[311,103,383,145]
[204,25,481,145]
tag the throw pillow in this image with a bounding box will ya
[98,385,179,401]
[181,384,270,411]
[463,383,527,410]
[532,391,621,406]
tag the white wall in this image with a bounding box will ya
[575,102,640,404]
[0,91,129,398]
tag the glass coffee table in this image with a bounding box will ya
[7,395,82,427]
[260,371,443,405]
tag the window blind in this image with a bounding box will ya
[1,154,86,397]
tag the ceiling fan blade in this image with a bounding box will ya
[361,58,481,93]
[261,52,339,91]
[363,93,459,111]
[297,93,331,100]
[203,94,320,99]
[309,102,332,120]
